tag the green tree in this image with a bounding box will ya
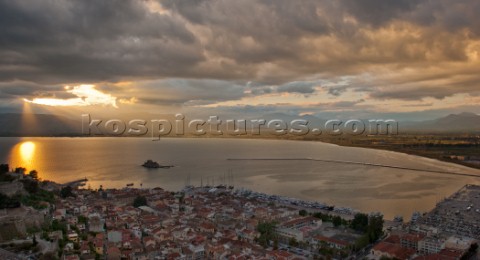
[313,212,333,222]
[29,170,39,180]
[273,239,279,250]
[15,167,26,173]
[367,214,384,242]
[51,219,67,233]
[21,178,39,193]
[351,214,384,251]
[461,242,478,260]
[332,216,342,227]
[289,237,299,247]
[78,215,88,224]
[350,213,368,232]
[133,196,147,208]
[380,256,398,260]
[256,221,277,248]
[60,186,74,198]
[299,209,307,216]
[0,193,21,209]
[354,235,369,251]
[0,164,9,174]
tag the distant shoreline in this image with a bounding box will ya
[2,134,479,171]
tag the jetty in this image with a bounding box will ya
[227,158,480,178]
[62,177,88,187]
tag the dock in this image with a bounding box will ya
[227,158,480,178]
[62,177,88,187]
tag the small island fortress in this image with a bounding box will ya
[141,159,174,169]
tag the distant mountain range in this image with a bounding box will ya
[258,112,480,133]
[401,112,480,133]
[0,113,79,136]
[0,112,478,136]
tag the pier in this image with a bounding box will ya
[62,177,88,187]
[227,158,480,178]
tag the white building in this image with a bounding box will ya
[419,236,445,254]
[445,236,475,251]
[276,227,304,242]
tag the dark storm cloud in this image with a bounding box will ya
[359,66,480,101]
[250,87,273,96]
[369,83,479,101]
[327,86,349,97]
[277,81,318,94]
[342,0,420,26]
[0,81,66,99]
[162,0,332,38]
[0,0,203,83]
[342,0,480,35]
[406,0,480,35]
[201,99,371,120]
[161,0,336,79]
[0,0,480,107]
[133,79,246,105]
[306,100,368,111]
[243,81,320,96]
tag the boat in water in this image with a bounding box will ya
[142,160,174,169]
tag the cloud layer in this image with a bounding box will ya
[0,0,479,118]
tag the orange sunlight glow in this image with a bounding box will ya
[21,97,37,129]
[8,141,43,177]
[20,141,35,161]
[17,141,36,170]
[24,84,118,108]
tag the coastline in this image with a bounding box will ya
[2,136,479,220]
[2,134,478,170]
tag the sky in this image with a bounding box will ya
[1,0,480,121]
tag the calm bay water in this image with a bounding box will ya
[1,137,480,219]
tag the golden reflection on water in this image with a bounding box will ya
[20,141,35,161]
[10,141,38,171]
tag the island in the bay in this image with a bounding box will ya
[142,160,174,169]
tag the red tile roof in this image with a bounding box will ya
[314,235,350,247]
[373,241,416,260]
[384,234,401,244]
[401,233,425,242]
[414,248,464,260]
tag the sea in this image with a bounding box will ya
[1,137,479,219]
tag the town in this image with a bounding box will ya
[0,164,479,259]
